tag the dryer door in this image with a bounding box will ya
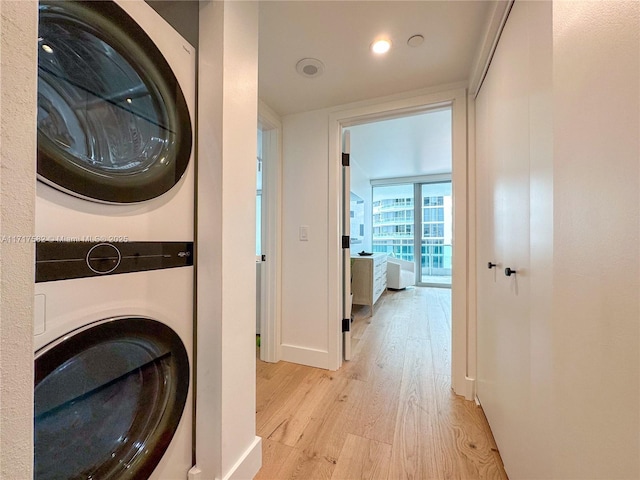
[34,317,190,480]
[37,1,192,203]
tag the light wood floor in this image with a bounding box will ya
[255,287,508,480]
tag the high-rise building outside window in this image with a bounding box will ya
[372,181,452,286]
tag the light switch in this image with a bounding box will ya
[299,225,309,241]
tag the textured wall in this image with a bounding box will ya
[0,1,37,477]
[552,1,640,477]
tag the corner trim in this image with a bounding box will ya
[468,0,514,98]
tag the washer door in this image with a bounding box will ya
[37,1,192,203]
[34,317,190,480]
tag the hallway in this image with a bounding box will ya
[255,287,508,479]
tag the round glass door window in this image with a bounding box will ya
[37,1,192,203]
[34,317,190,480]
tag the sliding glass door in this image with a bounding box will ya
[419,182,452,286]
[372,179,451,288]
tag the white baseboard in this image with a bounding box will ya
[221,436,262,480]
[280,344,329,369]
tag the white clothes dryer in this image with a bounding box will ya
[34,241,194,480]
[35,0,195,242]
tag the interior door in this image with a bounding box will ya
[256,121,278,363]
[475,2,532,477]
[341,129,352,360]
[256,129,264,337]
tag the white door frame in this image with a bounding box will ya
[258,101,282,363]
[341,129,352,361]
[327,88,474,399]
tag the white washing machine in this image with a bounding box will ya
[35,0,195,241]
[34,241,194,480]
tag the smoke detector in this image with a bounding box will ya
[296,58,325,78]
[407,34,424,47]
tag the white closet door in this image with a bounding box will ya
[475,2,532,477]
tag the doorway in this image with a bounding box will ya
[329,88,473,399]
[342,107,453,366]
[256,105,282,364]
[256,127,263,350]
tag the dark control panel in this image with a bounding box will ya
[36,241,194,283]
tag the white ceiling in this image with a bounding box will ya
[349,107,452,179]
[258,1,496,117]
[258,1,498,179]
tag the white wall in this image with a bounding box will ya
[551,1,639,477]
[280,109,331,366]
[197,1,262,478]
[0,1,37,477]
[526,1,554,476]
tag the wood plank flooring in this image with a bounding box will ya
[255,287,508,480]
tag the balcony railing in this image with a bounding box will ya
[372,233,413,238]
[371,242,452,285]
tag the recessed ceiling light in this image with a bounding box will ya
[371,39,391,55]
[41,44,53,54]
[296,58,325,78]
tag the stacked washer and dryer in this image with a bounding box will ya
[34,1,196,479]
